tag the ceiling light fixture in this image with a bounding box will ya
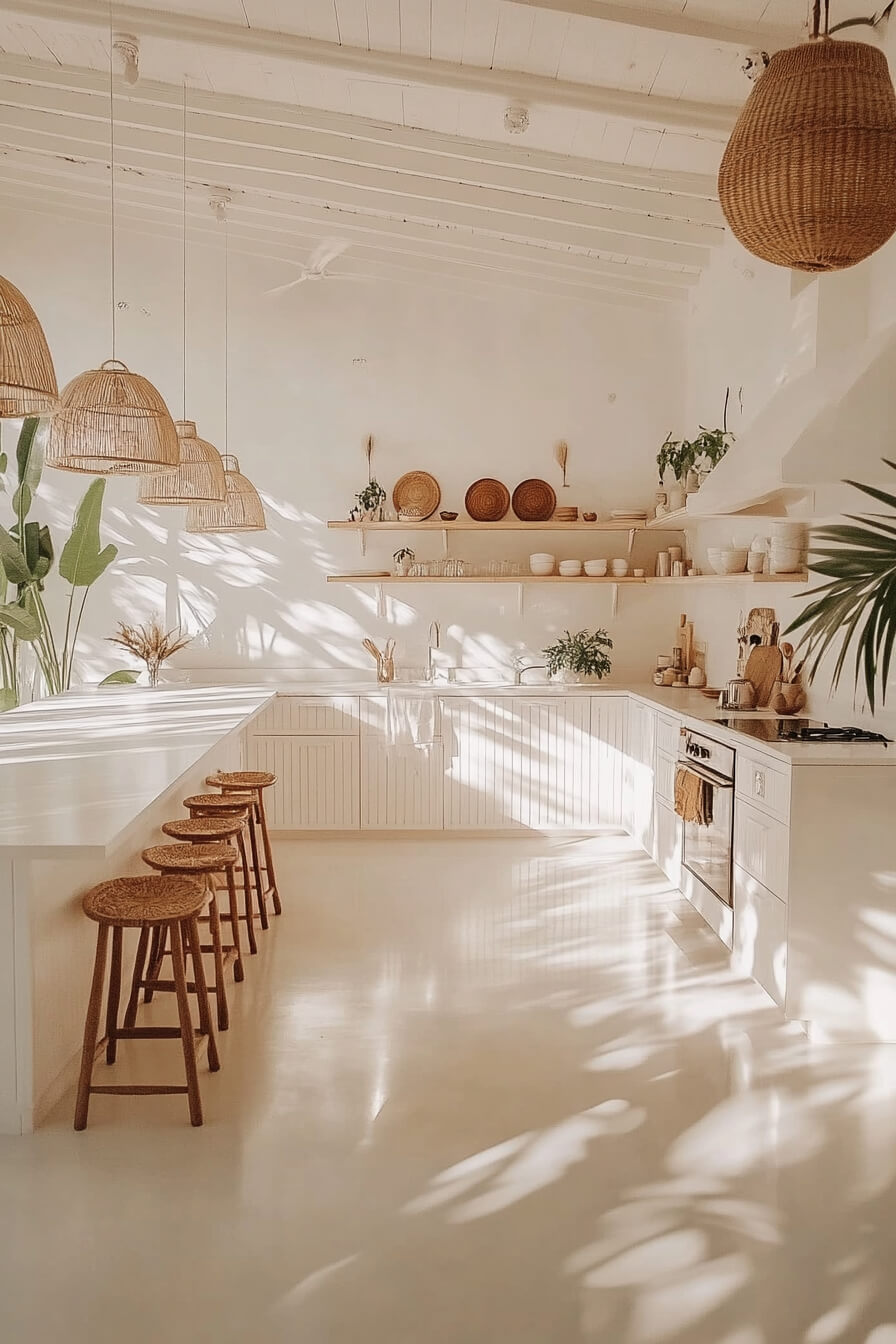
[0,273,59,417]
[48,1,178,474]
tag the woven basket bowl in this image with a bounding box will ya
[465,478,510,522]
[719,39,896,273]
[393,470,440,519]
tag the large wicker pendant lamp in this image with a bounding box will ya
[186,215,266,534]
[0,274,59,417]
[138,89,226,506]
[47,4,178,474]
[718,0,896,273]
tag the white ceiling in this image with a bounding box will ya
[0,0,815,308]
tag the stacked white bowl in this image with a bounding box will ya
[584,559,608,577]
[769,521,806,574]
[610,558,629,577]
[529,553,555,576]
[708,547,748,574]
[559,559,583,577]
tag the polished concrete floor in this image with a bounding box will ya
[4,833,896,1343]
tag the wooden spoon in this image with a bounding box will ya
[780,641,794,682]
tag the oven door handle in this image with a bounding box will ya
[677,761,734,790]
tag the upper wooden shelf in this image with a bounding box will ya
[327,572,808,586]
[328,519,648,532]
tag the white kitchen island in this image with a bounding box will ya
[0,686,274,1134]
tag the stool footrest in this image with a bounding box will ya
[89,1085,190,1096]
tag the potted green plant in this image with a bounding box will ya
[657,390,735,505]
[785,460,896,713]
[393,546,415,576]
[542,629,613,685]
[351,479,386,522]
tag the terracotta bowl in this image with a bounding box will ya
[440,511,458,521]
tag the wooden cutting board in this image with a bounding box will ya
[745,645,783,708]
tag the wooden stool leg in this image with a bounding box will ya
[257,795,282,916]
[247,809,268,929]
[144,924,167,1003]
[207,892,229,1033]
[236,828,258,955]
[225,864,244,982]
[104,925,124,1065]
[170,920,204,1125]
[74,923,110,1131]
[123,925,150,1030]
[186,915,220,1072]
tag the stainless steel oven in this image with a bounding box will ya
[676,728,735,942]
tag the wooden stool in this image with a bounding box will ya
[183,793,266,929]
[140,842,240,1032]
[207,771,281,921]
[74,875,219,1130]
[162,815,260,956]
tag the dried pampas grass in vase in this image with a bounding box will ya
[108,615,192,687]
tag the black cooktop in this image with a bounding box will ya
[716,717,890,745]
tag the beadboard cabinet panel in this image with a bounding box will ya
[361,742,444,829]
[624,699,656,854]
[654,798,681,888]
[251,695,360,736]
[442,696,596,830]
[246,735,360,830]
[590,697,627,827]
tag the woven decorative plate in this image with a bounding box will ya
[512,478,557,522]
[393,471,440,520]
[465,478,510,522]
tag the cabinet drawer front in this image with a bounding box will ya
[246,735,360,829]
[733,865,787,1006]
[734,798,790,900]
[655,749,677,805]
[656,713,681,759]
[251,696,360,736]
[735,752,791,822]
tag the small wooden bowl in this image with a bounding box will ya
[440,511,458,521]
[583,512,598,522]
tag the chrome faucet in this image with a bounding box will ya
[512,652,548,686]
[426,621,441,681]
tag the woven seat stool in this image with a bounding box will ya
[183,792,266,929]
[206,771,281,921]
[161,814,260,956]
[140,842,241,1032]
[74,875,219,1130]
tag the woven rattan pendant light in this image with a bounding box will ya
[138,88,226,506]
[0,274,59,417]
[47,3,178,474]
[186,214,266,533]
[718,2,896,272]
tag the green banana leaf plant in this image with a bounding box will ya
[785,459,896,713]
[0,417,118,710]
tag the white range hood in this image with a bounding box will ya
[688,322,896,517]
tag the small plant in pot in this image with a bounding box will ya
[393,546,415,576]
[657,390,735,505]
[543,629,613,685]
[351,479,387,522]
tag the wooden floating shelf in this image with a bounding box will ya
[645,508,690,529]
[327,572,808,586]
[328,519,648,533]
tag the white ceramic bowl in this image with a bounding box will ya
[709,547,748,575]
[559,560,583,576]
[530,559,555,576]
[529,553,555,564]
[610,559,629,577]
[584,559,608,577]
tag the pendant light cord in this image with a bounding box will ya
[182,80,187,421]
[109,0,117,358]
[224,211,229,458]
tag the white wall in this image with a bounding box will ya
[1,204,688,686]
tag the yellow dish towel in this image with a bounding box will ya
[674,765,714,827]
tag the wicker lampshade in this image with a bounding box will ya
[0,273,59,417]
[719,38,896,273]
[185,455,266,533]
[47,359,180,474]
[138,419,227,504]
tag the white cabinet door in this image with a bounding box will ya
[734,798,790,902]
[654,799,681,888]
[246,735,360,830]
[624,700,656,854]
[442,696,595,830]
[733,865,787,1006]
[590,697,627,827]
[361,742,444,829]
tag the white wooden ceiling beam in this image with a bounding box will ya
[0,111,714,267]
[0,52,721,203]
[0,0,740,132]
[0,66,725,227]
[0,156,691,301]
[502,0,801,50]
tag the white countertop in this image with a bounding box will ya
[0,686,275,856]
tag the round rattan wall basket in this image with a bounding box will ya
[718,33,896,273]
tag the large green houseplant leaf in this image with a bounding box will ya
[785,460,896,712]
